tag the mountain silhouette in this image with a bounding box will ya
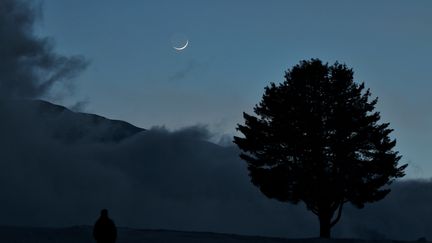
[1,99,145,143]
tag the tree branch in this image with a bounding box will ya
[330,201,344,227]
[305,203,319,216]
[311,207,319,216]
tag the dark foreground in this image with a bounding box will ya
[0,226,426,243]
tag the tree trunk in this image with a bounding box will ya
[319,212,331,238]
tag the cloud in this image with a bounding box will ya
[0,0,88,99]
[69,99,89,112]
[167,60,201,81]
[335,179,432,240]
[0,100,432,240]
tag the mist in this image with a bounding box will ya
[0,0,87,100]
[0,99,431,240]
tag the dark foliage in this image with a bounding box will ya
[234,59,407,238]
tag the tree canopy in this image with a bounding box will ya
[234,59,407,238]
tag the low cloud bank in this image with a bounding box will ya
[0,101,431,240]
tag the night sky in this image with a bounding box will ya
[1,0,432,240]
[37,0,432,178]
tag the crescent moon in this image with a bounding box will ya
[173,40,189,51]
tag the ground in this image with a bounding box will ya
[0,226,426,243]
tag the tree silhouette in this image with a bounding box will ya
[234,59,407,238]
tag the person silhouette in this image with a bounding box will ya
[93,209,117,243]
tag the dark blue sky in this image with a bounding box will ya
[37,0,432,178]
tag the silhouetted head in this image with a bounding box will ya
[100,209,108,217]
